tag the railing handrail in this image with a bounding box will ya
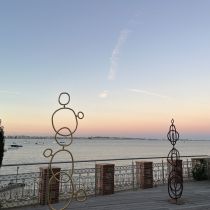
[1,154,208,167]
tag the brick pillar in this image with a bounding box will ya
[205,157,210,180]
[39,167,61,205]
[136,161,153,189]
[95,163,115,195]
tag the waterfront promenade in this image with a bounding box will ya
[12,180,210,210]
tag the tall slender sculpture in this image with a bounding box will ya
[167,119,183,202]
[43,92,86,210]
[0,119,4,168]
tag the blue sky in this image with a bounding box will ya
[0,0,210,139]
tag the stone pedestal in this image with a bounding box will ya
[95,163,115,195]
[136,161,153,189]
[39,167,61,205]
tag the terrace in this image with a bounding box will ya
[0,155,208,209]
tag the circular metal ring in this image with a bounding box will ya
[51,108,79,136]
[48,173,74,210]
[49,149,74,181]
[58,92,70,106]
[77,111,84,119]
[55,127,73,147]
[167,148,180,166]
[43,149,53,158]
[76,189,87,202]
[168,172,183,199]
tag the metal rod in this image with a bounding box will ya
[161,159,165,184]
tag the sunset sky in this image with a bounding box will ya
[0,0,210,140]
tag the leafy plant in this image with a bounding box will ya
[0,121,4,168]
[192,161,207,181]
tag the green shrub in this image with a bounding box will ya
[192,162,207,181]
[0,126,4,168]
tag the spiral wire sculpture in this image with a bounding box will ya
[43,92,86,210]
[167,119,183,202]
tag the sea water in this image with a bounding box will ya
[1,138,210,174]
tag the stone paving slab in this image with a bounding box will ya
[10,181,210,210]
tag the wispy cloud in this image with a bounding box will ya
[0,90,20,95]
[99,90,109,98]
[108,29,131,80]
[128,88,169,99]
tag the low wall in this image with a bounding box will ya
[0,159,195,208]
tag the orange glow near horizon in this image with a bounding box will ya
[2,106,210,139]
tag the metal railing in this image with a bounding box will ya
[0,155,207,208]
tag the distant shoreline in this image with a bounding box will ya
[4,135,209,141]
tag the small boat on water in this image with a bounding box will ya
[10,144,23,148]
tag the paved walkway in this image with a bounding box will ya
[12,181,210,210]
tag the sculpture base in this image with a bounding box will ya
[168,198,185,205]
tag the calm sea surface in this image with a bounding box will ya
[1,138,210,174]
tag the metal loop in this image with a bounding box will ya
[58,92,70,106]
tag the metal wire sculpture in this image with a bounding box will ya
[43,92,86,210]
[167,119,183,202]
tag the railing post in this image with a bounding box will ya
[33,178,36,197]
[95,161,97,196]
[15,166,19,200]
[78,173,81,189]
[60,174,63,193]
[162,159,165,184]
[16,166,19,183]
[186,159,190,179]
[132,160,135,190]
[21,179,25,198]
